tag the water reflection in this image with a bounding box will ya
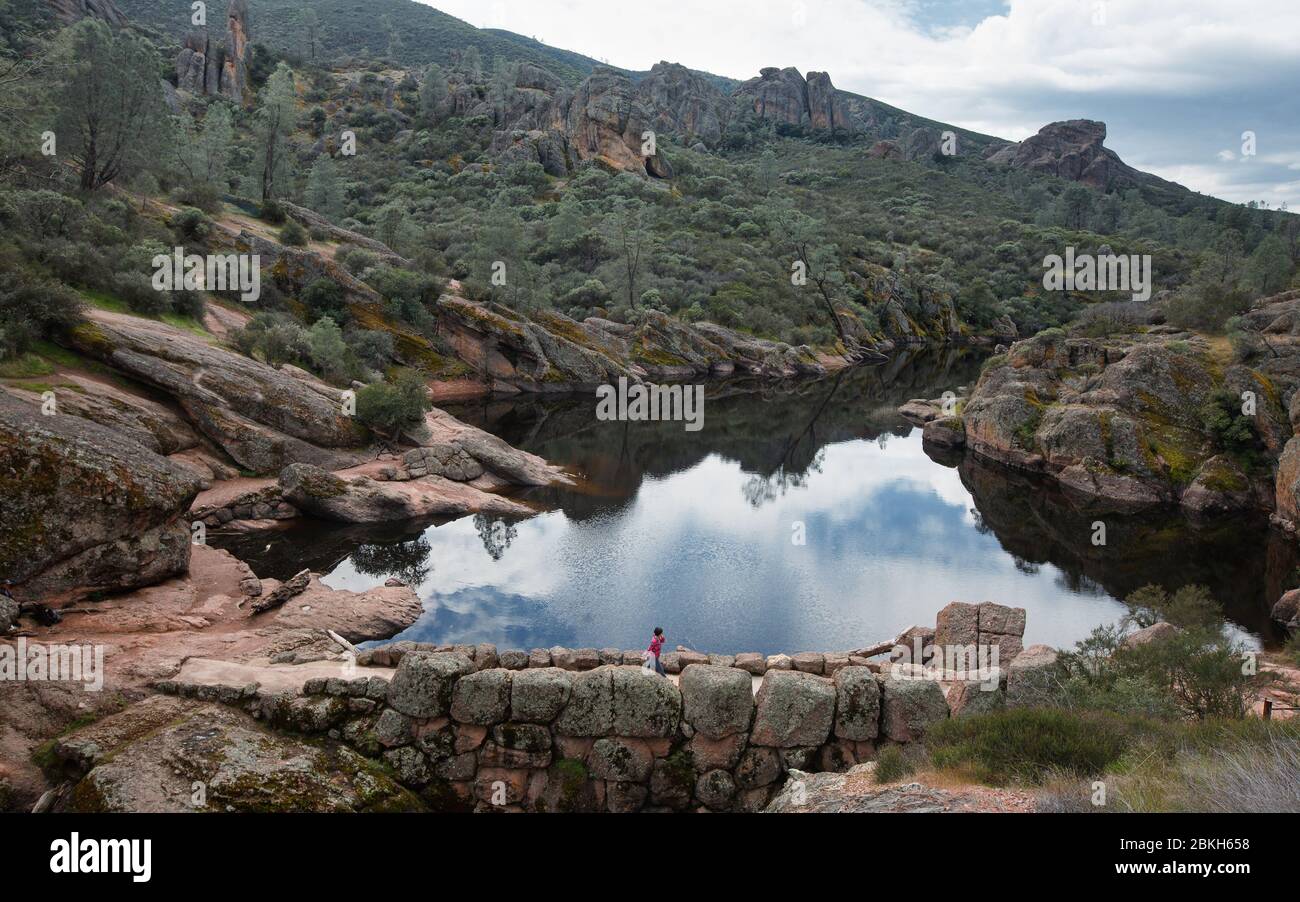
[214,345,1292,654]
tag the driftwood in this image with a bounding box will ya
[326,629,358,656]
[250,569,312,615]
[848,641,895,659]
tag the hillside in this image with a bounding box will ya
[115,0,612,82]
[2,0,1298,383]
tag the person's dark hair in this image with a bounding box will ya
[653,627,663,636]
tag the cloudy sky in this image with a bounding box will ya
[422,0,1300,208]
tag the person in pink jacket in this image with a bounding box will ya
[646,627,666,676]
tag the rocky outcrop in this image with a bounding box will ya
[764,765,1036,813]
[0,392,202,600]
[850,260,962,344]
[54,696,424,813]
[435,293,841,392]
[278,463,530,523]
[44,0,126,26]
[60,308,371,473]
[566,67,666,176]
[485,60,984,177]
[986,120,1173,192]
[805,71,849,131]
[735,66,813,127]
[174,0,250,103]
[637,62,732,147]
[956,329,1272,513]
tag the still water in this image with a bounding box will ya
[216,346,1293,654]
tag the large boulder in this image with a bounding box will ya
[750,671,836,748]
[1272,588,1300,627]
[0,392,202,599]
[386,652,474,718]
[832,666,881,741]
[509,668,572,723]
[554,667,616,736]
[610,666,681,737]
[878,673,949,741]
[566,67,658,175]
[984,119,1166,192]
[1121,622,1183,648]
[637,61,731,147]
[680,664,753,739]
[735,66,812,127]
[450,668,512,724]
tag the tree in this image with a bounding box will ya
[176,101,233,199]
[304,154,345,220]
[48,19,169,190]
[1247,233,1293,297]
[419,64,448,126]
[253,63,299,202]
[307,315,350,383]
[460,46,482,77]
[604,200,651,310]
[1059,185,1095,230]
[771,202,854,352]
[300,7,321,62]
[0,20,42,179]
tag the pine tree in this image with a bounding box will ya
[304,154,345,220]
[254,63,299,202]
[48,19,169,191]
[419,64,448,126]
[1248,233,1294,296]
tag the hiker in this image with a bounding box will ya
[646,627,667,676]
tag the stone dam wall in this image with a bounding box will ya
[153,602,1049,813]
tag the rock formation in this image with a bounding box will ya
[735,66,814,127]
[637,62,732,147]
[435,292,834,392]
[61,309,371,473]
[174,0,250,103]
[985,119,1175,192]
[485,59,997,179]
[0,392,202,600]
[44,0,126,26]
[940,291,1300,516]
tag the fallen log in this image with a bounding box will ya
[250,569,312,615]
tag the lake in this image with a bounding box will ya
[215,346,1294,655]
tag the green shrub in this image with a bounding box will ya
[301,277,349,323]
[280,219,309,247]
[307,316,352,383]
[170,206,211,240]
[260,199,287,224]
[1122,584,1222,632]
[873,745,915,784]
[111,270,169,315]
[927,708,1136,785]
[0,271,84,359]
[355,368,431,435]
